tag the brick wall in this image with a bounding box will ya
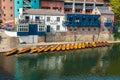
[100,14,114,34]
[43,32,114,42]
[1,0,14,26]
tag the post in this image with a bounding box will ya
[0,36,1,44]
[82,0,86,13]
[94,0,96,9]
[72,0,75,13]
[93,35,95,42]
[74,27,76,42]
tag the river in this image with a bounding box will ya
[0,43,120,80]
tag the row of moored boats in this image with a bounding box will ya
[5,41,109,56]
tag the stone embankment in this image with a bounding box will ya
[0,30,119,53]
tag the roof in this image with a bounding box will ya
[24,9,64,16]
[97,7,114,14]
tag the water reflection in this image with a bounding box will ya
[1,44,120,80]
[13,48,108,80]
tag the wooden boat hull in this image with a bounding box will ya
[73,43,78,49]
[30,47,40,53]
[17,48,31,54]
[61,44,66,51]
[38,46,47,53]
[50,45,58,51]
[69,44,74,50]
[5,48,18,56]
[56,45,61,51]
[44,45,52,52]
[77,43,81,49]
[66,44,70,50]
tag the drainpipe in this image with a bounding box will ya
[50,0,53,10]
[94,0,96,9]
[82,0,86,13]
[72,0,75,13]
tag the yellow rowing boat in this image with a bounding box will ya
[44,45,52,52]
[50,45,58,51]
[5,48,18,56]
[17,48,31,54]
[74,43,78,49]
[56,45,61,51]
[77,43,81,49]
[61,44,66,51]
[30,47,40,54]
[38,46,47,53]
[66,44,70,50]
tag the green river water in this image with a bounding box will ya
[0,43,120,80]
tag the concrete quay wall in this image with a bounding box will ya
[0,31,115,52]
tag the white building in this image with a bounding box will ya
[18,9,66,33]
[17,9,66,43]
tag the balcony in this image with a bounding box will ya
[23,1,31,8]
[18,20,45,25]
[104,22,112,27]
[85,6,94,9]
[64,5,73,8]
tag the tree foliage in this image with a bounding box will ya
[109,0,120,22]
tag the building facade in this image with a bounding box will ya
[41,0,64,13]
[1,0,14,26]
[17,9,66,43]
[0,0,1,21]
[92,7,114,34]
[14,0,40,24]
[63,6,115,35]
[64,0,104,14]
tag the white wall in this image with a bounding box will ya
[45,15,67,32]
[22,14,67,32]
[19,35,38,43]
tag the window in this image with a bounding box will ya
[57,17,60,22]
[25,16,30,22]
[39,25,44,31]
[69,27,72,32]
[56,25,60,31]
[47,17,50,22]
[94,28,96,31]
[3,6,5,9]
[88,28,90,31]
[34,0,36,3]
[10,0,12,1]
[74,27,77,31]
[3,0,5,2]
[10,14,13,17]
[4,14,6,16]
[108,28,110,31]
[17,1,19,4]
[35,16,39,21]
[102,28,105,31]
[18,25,28,32]
[82,28,84,31]
[17,9,19,12]
[10,7,12,9]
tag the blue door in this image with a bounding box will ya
[47,25,50,32]
[29,24,38,35]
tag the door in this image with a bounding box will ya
[47,25,50,32]
[28,24,38,43]
[29,24,38,35]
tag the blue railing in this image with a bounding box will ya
[63,13,101,27]
[104,22,112,27]
[113,23,118,33]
